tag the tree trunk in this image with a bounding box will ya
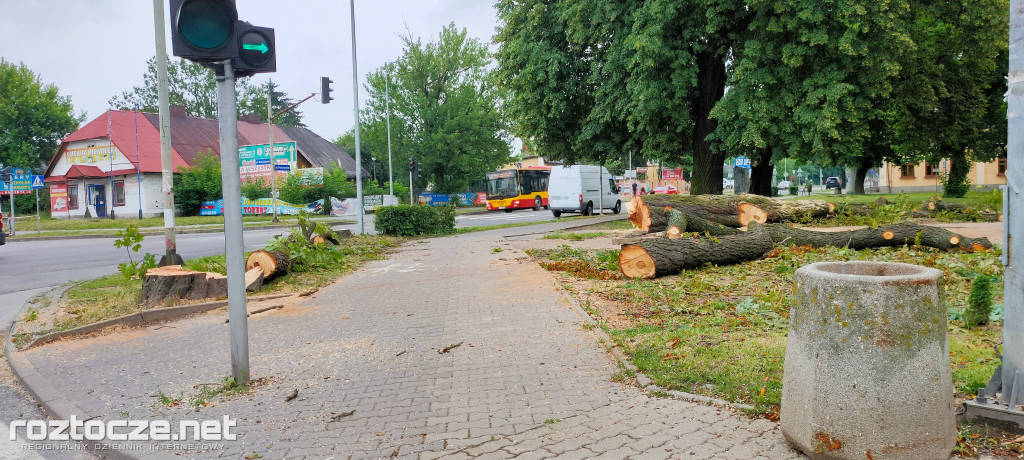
[748,148,774,197]
[689,49,726,196]
[245,250,292,281]
[663,209,743,237]
[637,194,834,230]
[853,162,871,195]
[141,266,228,307]
[757,221,992,252]
[944,154,971,198]
[619,227,774,278]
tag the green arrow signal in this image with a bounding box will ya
[242,42,269,54]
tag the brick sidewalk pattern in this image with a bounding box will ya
[17,221,804,459]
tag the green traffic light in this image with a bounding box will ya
[177,0,233,50]
[242,42,269,54]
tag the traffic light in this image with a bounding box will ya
[170,0,238,62]
[233,22,276,77]
[409,159,417,171]
[170,0,276,76]
[321,77,334,104]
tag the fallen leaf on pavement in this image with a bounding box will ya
[284,389,298,402]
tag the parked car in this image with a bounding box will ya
[0,211,5,246]
[723,179,734,189]
[548,165,622,217]
[825,177,841,189]
[652,185,678,195]
[777,180,791,189]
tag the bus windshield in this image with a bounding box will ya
[486,170,519,199]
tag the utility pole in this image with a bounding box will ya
[154,0,181,266]
[1000,0,1023,409]
[349,0,364,233]
[267,79,279,223]
[216,60,250,384]
[386,72,394,198]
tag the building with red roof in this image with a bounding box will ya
[43,106,359,219]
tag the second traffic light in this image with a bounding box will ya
[321,77,334,104]
[409,159,417,170]
[233,22,276,77]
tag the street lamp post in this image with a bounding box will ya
[385,73,394,198]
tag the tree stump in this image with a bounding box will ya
[245,250,292,281]
[141,266,228,307]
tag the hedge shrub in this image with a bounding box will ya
[375,204,456,236]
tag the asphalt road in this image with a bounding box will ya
[0,208,569,322]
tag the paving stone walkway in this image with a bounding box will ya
[14,220,804,459]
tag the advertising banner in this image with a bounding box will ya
[0,181,30,195]
[199,197,323,216]
[239,142,297,182]
[50,183,68,212]
[299,168,324,186]
[662,168,683,180]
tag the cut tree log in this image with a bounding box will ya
[244,268,265,292]
[633,194,835,231]
[619,226,774,278]
[141,266,227,306]
[245,250,292,281]
[662,209,743,238]
[756,221,992,252]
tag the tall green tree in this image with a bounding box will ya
[712,0,915,195]
[109,57,262,120]
[361,24,511,193]
[0,59,82,169]
[891,0,1008,197]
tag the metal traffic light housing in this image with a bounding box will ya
[170,0,238,63]
[233,22,276,77]
[321,77,334,104]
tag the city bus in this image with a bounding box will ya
[484,166,551,212]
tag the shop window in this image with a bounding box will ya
[924,163,938,178]
[999,158,1007,176]
[113,180,126,207]
[68,183,79,210]
[901,164,916,178]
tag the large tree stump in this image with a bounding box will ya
[245,250,292,281]
[619,227,774,278]
[758,221,992,252]
[141,266,228,307]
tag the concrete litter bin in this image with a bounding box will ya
[781,261,955,459]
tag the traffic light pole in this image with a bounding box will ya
[267,81,279,223]
[215,60,250,384]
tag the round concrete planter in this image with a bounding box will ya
[781,261,955,459]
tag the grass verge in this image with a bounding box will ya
[531,243,1004,416]
[53,235,399,332]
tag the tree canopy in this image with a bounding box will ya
[0,59,82,170]
[359,24,511,194]
[238,80,307,128]
[109,57,287,122]
[495,0,1008,196]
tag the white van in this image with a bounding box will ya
[547,165,622,217]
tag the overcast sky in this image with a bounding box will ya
[0,0,500,142]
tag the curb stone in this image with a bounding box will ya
[22,293,293,350]
[545,240,756,413]
[5,287,180,460]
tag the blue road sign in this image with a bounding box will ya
[30,175,45,189]
[734,157,752,169]
[274,164,291,171]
